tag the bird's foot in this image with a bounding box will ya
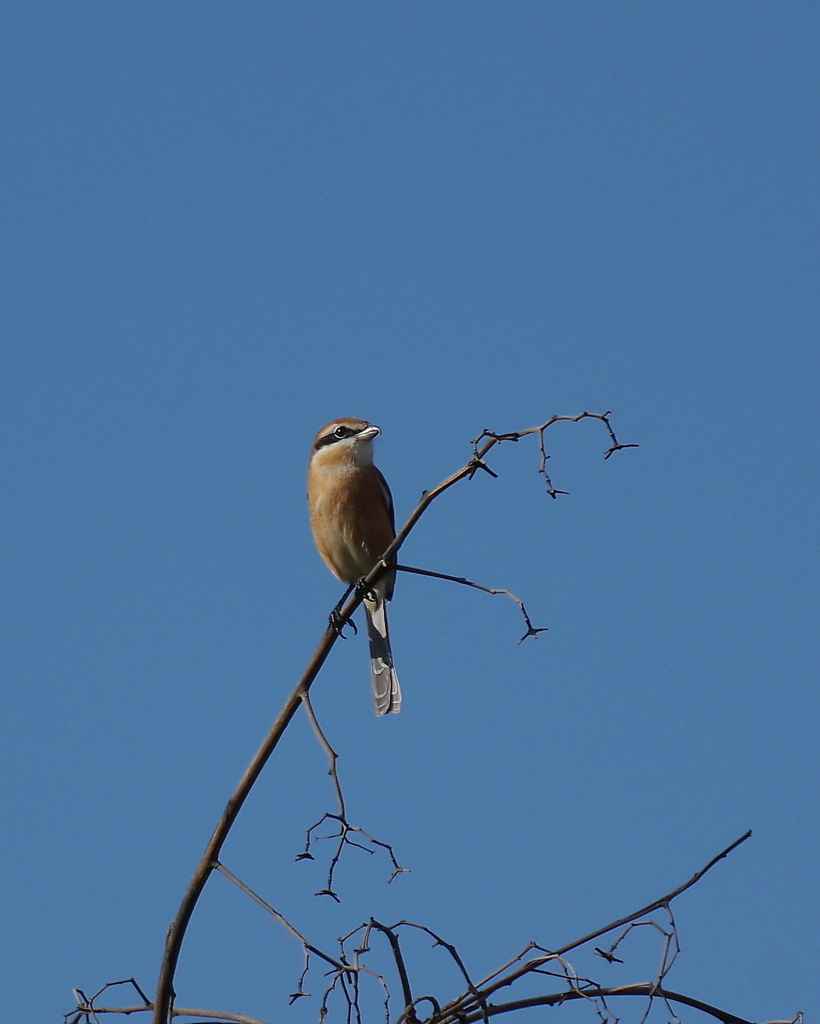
[329,605,357,639]
[354,576,376,602]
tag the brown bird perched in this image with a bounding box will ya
[307,417,401,715]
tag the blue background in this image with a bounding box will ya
[1,4,817,1023]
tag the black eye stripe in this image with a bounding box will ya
[315,425,356,450]
[315,433,339,450]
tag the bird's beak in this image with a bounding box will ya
[358,425,380,441]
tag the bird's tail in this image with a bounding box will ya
[364,594,401,716]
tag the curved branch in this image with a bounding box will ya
[368,920,415,1010]
[152,413,633,1024]
[458,984,755,1024]
[151,620,347,1024]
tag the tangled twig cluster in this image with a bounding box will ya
[67,832,794,1024]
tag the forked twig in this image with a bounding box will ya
[447,832,753,1020]
[297,690,408,894]
[66,980,152,1024]
[299,811,408,898]
[473,410,638,497]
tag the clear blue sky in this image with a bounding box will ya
[1,4,817,1023]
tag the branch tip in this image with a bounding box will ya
[315,888,341,902]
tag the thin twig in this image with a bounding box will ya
[298,811,408,897]
[472,411,639,498]
[300,690,346,818]
[66,980,153,1024]
[557,831,751,959]
[213,861,342,970]
[289,948,312,1003]
[394,565,547,643]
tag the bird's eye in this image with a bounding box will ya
[334,426,349,438]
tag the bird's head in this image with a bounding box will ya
[310,417,381,468]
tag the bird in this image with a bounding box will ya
[307,417,401,715]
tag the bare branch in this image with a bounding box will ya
[213,861,342,971]
[367,921,415,1011]
[396,921,490,1024]
[394,565,547,643]
[447,832,752,1019]
[65,979,278,1024]
[557,830,752,960]
[472,411,639,498]
[168,1013,276,1024]
[102,828,763,1024]
[66,980,152,1024]
[316,945,391,1024]
[151,412,634,1023]
[299,811,408,898]
[289,948,312,1003]
[472,827,749,1003]
[297,691,408,896]
[71,1008,276,1024]
[300,689,346,819]
[458,984,756,1024]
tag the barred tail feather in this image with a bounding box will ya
[364,596,401,716]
